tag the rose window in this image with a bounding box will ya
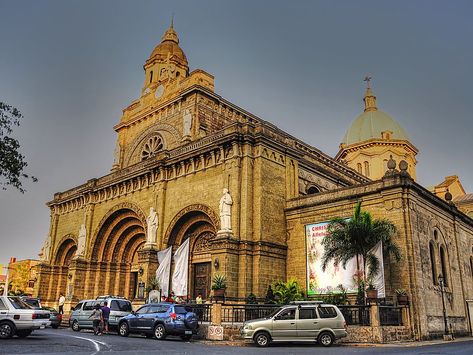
[141,135,164,161]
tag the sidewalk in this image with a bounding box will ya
[198,336,473,348]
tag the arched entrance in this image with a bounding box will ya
[54,237,77,266]
[166,206,218,300]
[92,208,145,299]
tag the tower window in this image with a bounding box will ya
[364,161,370,177]
[357,163,362,174]
[149,71,153,84]
[176,72,180,78]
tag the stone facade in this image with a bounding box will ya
[285,170,473,339]
[34,25,365,312]
[33,25,473,341]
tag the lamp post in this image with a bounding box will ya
[438,274,449,336]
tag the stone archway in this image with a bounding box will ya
[165,205,218,299]
[54,236,77,266]
[90,207,146,299]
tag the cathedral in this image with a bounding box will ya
[34,24,473,340]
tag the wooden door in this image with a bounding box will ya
[193,262,211,300]
[129,272,138,300]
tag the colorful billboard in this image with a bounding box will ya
[305,221,385,297]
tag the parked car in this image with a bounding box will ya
[240,301,347,347]
[69,296,132,332]
[118,303,199,340]
[0,296,50,339]
[20,297,42,309]
[41,307,62,329]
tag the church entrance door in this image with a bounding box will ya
[192,262,211,300]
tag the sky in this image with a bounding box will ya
[1,0,472,266]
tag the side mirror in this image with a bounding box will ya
[131,310,136,315]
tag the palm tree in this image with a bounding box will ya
[321,202,401,295]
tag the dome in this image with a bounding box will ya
[342,110,410,146]
[147,25,188,67]
[341,87,410,146]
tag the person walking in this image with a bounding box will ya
[58,294,65,315]
[101,301,111,334]
[88,304,103,335]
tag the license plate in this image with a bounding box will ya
[185,330,192,335]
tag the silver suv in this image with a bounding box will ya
[240,302,347,347]
[0,296,50,339]
[70,296,132,332]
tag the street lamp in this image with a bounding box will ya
[438,274,449,336]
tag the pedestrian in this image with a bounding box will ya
[101,301,110,334]
[88,304,103,335]
[58,293,65,315]
[196,294,203,304]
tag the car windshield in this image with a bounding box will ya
[266,307,283,319]
[8,297,33,309]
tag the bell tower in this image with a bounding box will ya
[142,21,189,95]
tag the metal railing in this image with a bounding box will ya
[187,304,212,323]
[338,305,371,326]
[379,305,403,326]
[222,304,280,324]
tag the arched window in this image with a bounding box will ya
[149,70,153,83]
[141,135,164,161]
[440,246,449,287]
[364,161,370,177]
[429,242,437,285]
[357,163,362,174]
[176,71,180,78]
[307,186,320,195]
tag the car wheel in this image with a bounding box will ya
[118,322,129,337]
[0,322,15,339]
[71,320,80,332]
[254,331,270,347]
[318,331,334,347]
[180,334,192,341]
[16,330,32,338]
[154,324,166,340]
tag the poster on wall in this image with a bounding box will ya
[305,221,385,297]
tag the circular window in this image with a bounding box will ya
[141,135,164,161]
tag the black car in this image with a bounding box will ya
[118,303,198,340]
[41,307,62,329]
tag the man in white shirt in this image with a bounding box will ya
[58,294,65,314]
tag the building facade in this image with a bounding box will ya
[34,24,473,339]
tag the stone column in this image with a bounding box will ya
[138,248,159,300]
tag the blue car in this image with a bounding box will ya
[118,303,198,340]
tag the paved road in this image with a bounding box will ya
[1,328,472,355]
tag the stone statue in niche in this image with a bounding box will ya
[112,140,121,167]
[146,207,158,245]
[39,235,51,262]
[76,224,87,257]
[183,109,193,138]
[219,188,233,232]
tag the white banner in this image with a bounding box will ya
[156,246,172,297]
[306,222,385,297]
[171,238,190,297]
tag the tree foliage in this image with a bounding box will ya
[321,202,401,291]
[272,279,304,305]
[0,102,37,192]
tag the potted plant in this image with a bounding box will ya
[211,273,227,301]
[366,281,378,300]
[395,288,408,305]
